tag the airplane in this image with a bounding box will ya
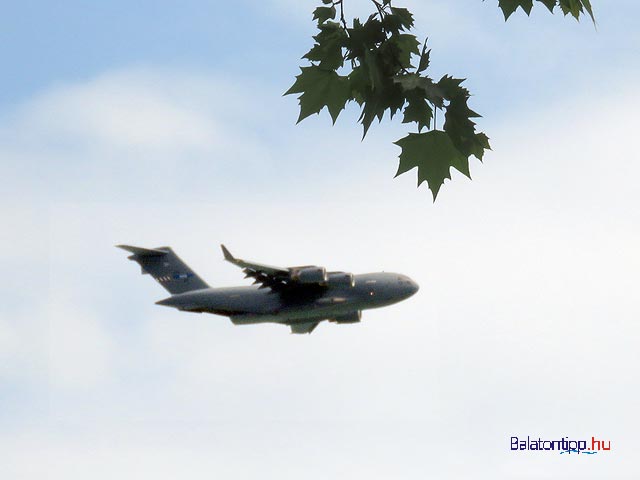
[117,244,419,334]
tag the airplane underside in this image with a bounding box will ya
[228,310,362,334]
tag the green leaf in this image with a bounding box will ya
[394,131,469,200]
[303,22,347,70]
[382,13,404,34]
[395,73,445,108]
[313,6,336,24]
[500,0,595,22]
[417,40,431,73]
[474,133,492,159]
[393,34,420,69]
[402,94,433,132]
[363,49,384,91]
[498,0,529,20]
[436,75,466,97]
[346,17,386,60]
[384,84,406,121]
[358,83,404,137]
[521,0,534,14]
[558,0,595,21]
[393,72,421,91]
[287,1,498,199]
[581,0,596,22]
[435,75,489,162]
[389,7,414,30]
[537,0,557,13]
[359,94,384,137]
[285,66,351,124]
[347,65,370,104]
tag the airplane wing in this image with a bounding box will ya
[290,321,320,334]
[221,245,330,292]
[221,244,287,276]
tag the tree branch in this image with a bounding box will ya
[335,0,348,30]
[371,0,386,19]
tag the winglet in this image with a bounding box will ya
[221,244,235,262]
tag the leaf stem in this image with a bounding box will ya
[335,0,349,31]
[371,0,387,20]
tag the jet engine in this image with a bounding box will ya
[327,271,355,287]
[289,266,328,284]
[330,311,361,323]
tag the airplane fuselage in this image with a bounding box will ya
[157,272,418,325]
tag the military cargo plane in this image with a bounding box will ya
[117,244,419,334]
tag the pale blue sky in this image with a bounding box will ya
[1,0,638,111]
[1,2,639,479]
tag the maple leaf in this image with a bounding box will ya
[313,5,336,24]
[498,0,595,22]
[394,130,470,200]
[287,1,590,200]
[402,93,433,132]
[285,66,350,124]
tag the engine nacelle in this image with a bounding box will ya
[289,266,327,284]
[330,311,361,324]
[327,271,355,287]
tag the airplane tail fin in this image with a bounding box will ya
[117,245,209,294]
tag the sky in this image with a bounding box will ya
[1,1,639,478]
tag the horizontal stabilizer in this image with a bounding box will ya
[117,245,167,256]
[117,244,209,294]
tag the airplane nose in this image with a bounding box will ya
[401,277,419,297]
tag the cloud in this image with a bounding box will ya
[0,67,296,203]
[1,64,639,478]
[0,308,46,386]
[48,296,115,390]
[13,71,220,152]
